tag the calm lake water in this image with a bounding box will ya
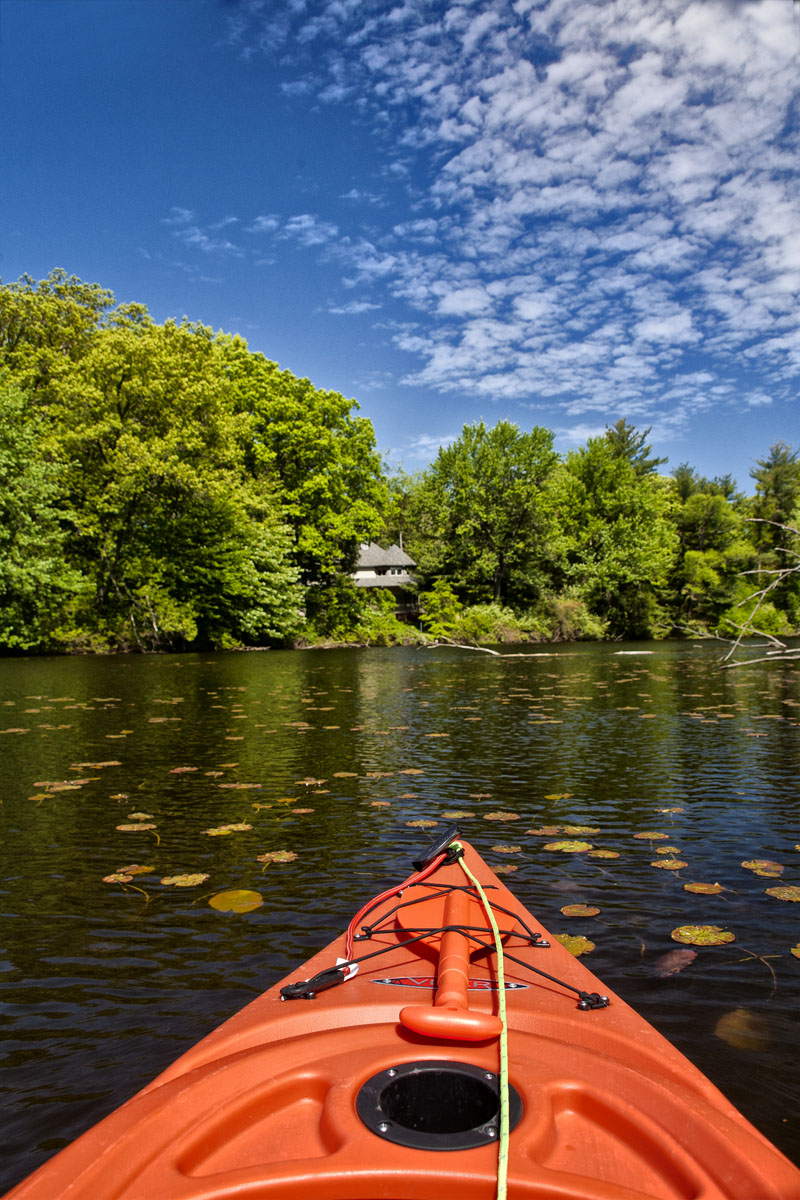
[1,641,799,1190]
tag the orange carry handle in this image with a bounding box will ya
[399,887,503,1041]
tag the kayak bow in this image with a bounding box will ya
[6,831,800,1200]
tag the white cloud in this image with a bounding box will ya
[225,0,800,432]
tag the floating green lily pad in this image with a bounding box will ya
[208,889,264,913]
[684,882,725,895]
[527,826,561,836]
[161,873,209,887]
[544,793,572,800]
[562,824,601,835]
[555,934,595,956]
[765,886,800,902]
[442,810,477,819]
[651,859,687,871]
[560,904,600,917]
[118,864,154,876]
[256,850,297,864]
[671,924,735,946]
[633,831,668,840]
[116,823,156,831]
[588,849,620,859]
[492,845,521,854]
[406,819,437,828]
[543,840,593,853]
[791,944,800,959]
[484,811,521,821]
[103,872,133,883]
[493,863,518,874]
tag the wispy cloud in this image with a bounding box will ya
[222,0,800,438]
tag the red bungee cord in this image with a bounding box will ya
[344,851,448,961]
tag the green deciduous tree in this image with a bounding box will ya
[48,313,301,648]
[222,340,385,584]
[407,420,559,607]
[558,436,678,637]
[0,375,83,648]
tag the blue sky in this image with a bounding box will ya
[2,0,799,490]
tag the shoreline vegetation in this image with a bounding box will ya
[1,271,799,659]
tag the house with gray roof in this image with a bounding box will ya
[353,542,418,619]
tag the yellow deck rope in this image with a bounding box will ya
[452,844,509,1200]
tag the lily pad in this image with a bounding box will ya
[653,948,697,977]
[765,886,800,902]
[588,849,620,859]
[116,823,156,831]
[714,1008,770,1052]
[442,810,476,819]
[204,823,253,836]
[543,840,593,853]
[684,882,725,895]
[493,863,518,874]
[527,826,561,836]
[633,831,668,840]
[562,824,601,835]
[406,819,437,828]
[742,859,784,878]
[161,874,209,887]
[651,859,687,871]
[544,793,572,800]
[670,924,735,946]
[127,812,154,820]
[117,864,154,876]
[103,872,133,883]
[492,845,521,855]
[256,850,298,863]
[208,889,264,913]
[483,811,521,822]
[560,904,600,917]
[555,934,595,956]
[791,944,800,959]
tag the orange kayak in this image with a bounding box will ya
[5,831,800,1200]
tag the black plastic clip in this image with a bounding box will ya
[280,966,347,1001]
[412,823,461,871]
[577,991,610,1010]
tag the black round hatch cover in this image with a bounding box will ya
[356,1059,523,1151]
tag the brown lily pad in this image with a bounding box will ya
[765,886,800,902]
[161,873,209,887]
[684,882,725,895]
[651,859,687,871]
[742,860,784,878]
[560,904,600,917]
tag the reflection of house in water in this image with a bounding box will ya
[353,542,418,621]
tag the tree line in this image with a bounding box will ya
[1,271,798,652]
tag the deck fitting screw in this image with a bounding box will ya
[386,1069,397,1077]
[378,1122,390,1133]
[484,1072,494,1081]
[486,1126,497,1138]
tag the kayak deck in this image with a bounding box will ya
[5,838,800,1200]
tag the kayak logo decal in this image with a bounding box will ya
[371,976,527,990]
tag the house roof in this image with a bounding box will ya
[356,542,416,569]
